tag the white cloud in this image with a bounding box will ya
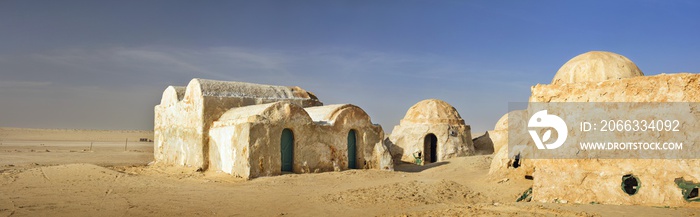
[0,80,52,88]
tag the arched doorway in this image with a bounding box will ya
[347,130,357,169]
[280,129,294,172]
[423,134,438,163]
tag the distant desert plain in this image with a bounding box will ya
[1,127,699,216]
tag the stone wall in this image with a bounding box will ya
[472,131,494,155]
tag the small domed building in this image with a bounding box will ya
[551,51,644,84]
[489,51,648,180]
[486,110,533,177]
[388,99,474,164]
[495,51,700,206]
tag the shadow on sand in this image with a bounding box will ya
[393,161,450,173]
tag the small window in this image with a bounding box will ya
[688,188,699,201]
[621,174,640,196]
[675,177,700,202]
[511,153,521,168]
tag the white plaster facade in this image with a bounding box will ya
[154,78,392,179]
[388,99,475,164]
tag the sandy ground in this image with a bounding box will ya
[0,128,153,142]
[1,129,699,216]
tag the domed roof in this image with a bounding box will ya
[494,110,527,131]
[552,51,644,84]
[401,99,465,125]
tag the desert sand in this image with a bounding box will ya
[1,128,698,216]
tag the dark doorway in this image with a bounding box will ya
[347,130,357,169]
[423,133,438,163]
[281,129,294,172]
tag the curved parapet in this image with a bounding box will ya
[304,104,372,125]
[183,79,205,103]
[159,86,186,106]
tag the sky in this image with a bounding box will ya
[1,1,699,133]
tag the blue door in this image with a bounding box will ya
[281,129,294,172]
[347,130,357,169]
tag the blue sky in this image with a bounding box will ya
[1,1,699,133]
